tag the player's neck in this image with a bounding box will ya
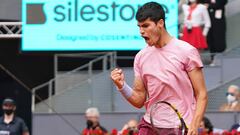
[155,31,173,48]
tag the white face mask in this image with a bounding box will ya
[227,94,236,104]
[189,0,196,3]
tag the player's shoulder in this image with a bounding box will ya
[135,45,151,58]
[175,38,197,52]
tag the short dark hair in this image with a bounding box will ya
[136,2,165,25]
[203,117,213,134]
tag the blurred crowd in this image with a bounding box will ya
[81,107,138,135]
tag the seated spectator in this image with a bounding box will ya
[199,116,213,135]
[199,116,224,135]
[120,119,138,135]
[219,85,240,111]
[230,123,240,132]
[82,107,108,135]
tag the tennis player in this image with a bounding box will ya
[110,2,208,135]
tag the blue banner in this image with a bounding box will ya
[22,0,178,51]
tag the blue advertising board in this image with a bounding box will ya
[22,0,178,51]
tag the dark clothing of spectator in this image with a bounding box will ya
[90,123,107,133]
[203,0,228,53]
[0,116,28,135]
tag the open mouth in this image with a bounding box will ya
[142,36,150,41]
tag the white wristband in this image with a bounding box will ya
[119,82,133,99]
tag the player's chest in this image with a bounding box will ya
[140,54,184,77]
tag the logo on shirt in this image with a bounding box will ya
[0,130,10,135]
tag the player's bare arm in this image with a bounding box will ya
[110,68,147,108]
[187,68,208,135]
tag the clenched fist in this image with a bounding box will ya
[110,68,125,90]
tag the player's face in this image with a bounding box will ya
[138,18,161,46]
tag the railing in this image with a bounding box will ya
[31,52,117,113]
[0,22,21,38]
[26,38,240,113]
[31,48,240,113]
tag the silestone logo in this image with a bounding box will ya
[26,0,169,24]
[53,0,169,22]
[53,0,142,22]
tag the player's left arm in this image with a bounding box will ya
[187,67,208,135]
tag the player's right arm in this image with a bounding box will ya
[110,68,147,108]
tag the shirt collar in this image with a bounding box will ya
[0,116,16,124]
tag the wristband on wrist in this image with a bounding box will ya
[119,82,133,99]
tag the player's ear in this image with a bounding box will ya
[157,19,164,28]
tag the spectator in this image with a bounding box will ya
[199,116,213,134]
[181,0,211,51]
[199,116,224,135]
[230,123,240,132]
[120,119,138,135]
[219,85,240,111]
[178,0,186,37]
[201,0,228,66]
[0,98,29,135]
[82,107,107,135]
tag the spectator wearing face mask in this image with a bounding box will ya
[219,85,240,111]
[82,107,108,135]
[0,98,29,135]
